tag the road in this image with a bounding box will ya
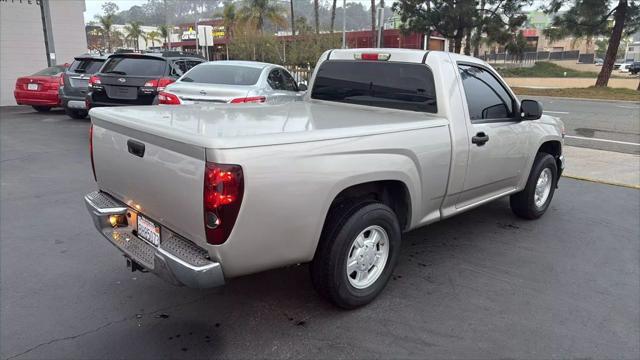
[1,106,639,359]
[527,96,640,154]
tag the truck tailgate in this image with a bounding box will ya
[92,123,207,247]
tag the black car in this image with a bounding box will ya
[59,54,107,119]
[86,52,204,108]
[628,61,640,75]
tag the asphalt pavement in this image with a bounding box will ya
[1,106,639,359]
[526,96,640,154]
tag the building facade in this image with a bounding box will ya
[1,0,87,106]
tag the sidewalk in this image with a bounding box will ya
[563,146,640,188]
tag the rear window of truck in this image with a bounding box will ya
[101,57,166,76]
[69,59,104,74]
[311,61,437,113]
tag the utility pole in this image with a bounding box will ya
[39,0,56,66]
[342,0,347,48]
[376,7,384,48]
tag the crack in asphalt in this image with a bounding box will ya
[4,295,211,360]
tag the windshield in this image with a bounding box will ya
[101,57,166,76]
[69,59,104,74]
[180,65,262,85]
[311,61,437,113]
[32,65,66,76]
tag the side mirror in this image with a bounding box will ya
[298,83,308,91]
[520,99,543,120]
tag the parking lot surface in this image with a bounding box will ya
[1,106,639,359]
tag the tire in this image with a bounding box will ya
[510,153,558,219]
[32,106,51,112]
[65,107,88,119]
[310,201,401,309]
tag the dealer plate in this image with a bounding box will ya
[137,215,160,246]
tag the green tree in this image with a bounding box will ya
[146,30,161,48]
[239,0,287,34]
[102,1,119,16]
[124,22,145,51]
[158,25,170,49]
[545,0,640,87]
[97,14,115,52]
[220,3,237,38]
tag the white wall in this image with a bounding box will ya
[0,0,87,106]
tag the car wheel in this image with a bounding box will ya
[510,153,558,220]
[310,200,401,309]
[65,107,88,119]
[32,106,51,112]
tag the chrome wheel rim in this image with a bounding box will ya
[534,168,553,208]
[346,225,390,289]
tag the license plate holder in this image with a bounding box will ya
[27,83,38,91]
[137,215,160,247]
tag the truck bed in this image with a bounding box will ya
[89,100,449,151]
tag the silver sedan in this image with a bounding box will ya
[161,61,307,105]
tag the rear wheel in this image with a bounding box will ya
[32,106,51,112]
[65,107,88,119]
[510,153,558,219]
[310,201,401,309]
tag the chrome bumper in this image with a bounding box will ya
[84,191,225,288]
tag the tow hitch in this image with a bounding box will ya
[126,257,148,273]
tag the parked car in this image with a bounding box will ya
[85,48,564,308]
[594,58,604,66]
[619,63,631,72]
[160,61,306,105]
[59,54,107,119]
[85,52,204,109]
[14,64,67,112]
[628,61,640,75]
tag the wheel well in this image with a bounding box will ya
[538,140,562,170]
[327,180,411,231]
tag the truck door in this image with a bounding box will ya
[455,63,530,208]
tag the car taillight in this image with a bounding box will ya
[203,162,244,245]
[144,77,175,91]
[157,91,181,105]
[88,75,101,88]
[89,124,97,181]
[354,53,391,61]
[229,96,266,104]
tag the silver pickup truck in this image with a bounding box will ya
[85,49,564,308]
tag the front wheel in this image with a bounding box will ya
[32,106,51,112]
[310,201,401,309]
[510,153,558,219]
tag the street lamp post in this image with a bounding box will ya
[342,0,346,48]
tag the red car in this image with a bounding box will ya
[14,65,67,112]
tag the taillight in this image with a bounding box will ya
[157,91,181,105]
[88,75,101,88]
[144,77,175,91]
[354,53,391,61]
[89,124,97,181]
[203,162,244,245]
[229,96,266,104]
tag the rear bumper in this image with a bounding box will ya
[14,90,59,106]
[84,191,225,288]
[60,94,87,109]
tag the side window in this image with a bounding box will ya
[267,69,286,90]
[185,60,202,71]
[458,64,514,121]
[170,61,184,77]
[281,70,298,91]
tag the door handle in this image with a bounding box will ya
[127,139,145,157]
[472,132,489,146]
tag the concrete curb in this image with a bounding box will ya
[563,174,640,190]
[517,94,640,104]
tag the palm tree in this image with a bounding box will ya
[124,22,145,51]
[239,0,287,34]
[147,31,161,49]
[221,3,236,38]
[97,14,115,52]
[330,0,337,33]
[158,25,170,49]
[313,0,320,34]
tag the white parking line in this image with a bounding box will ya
[545,110,570,114]
[565,135,640,146]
